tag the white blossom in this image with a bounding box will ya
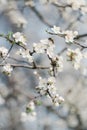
[36,76,56,95]
[67,48,83,70]
[52,94,64,106]
[33,38,55,58]
[33,42,46,54]
[13,32,27,45]
[33,71,38,75]
[51,25,64,35]
[26,101,35,111]
[64,30,78,43]
[2,63,13,76]
[17,48,33,63]
[0,47,8,58]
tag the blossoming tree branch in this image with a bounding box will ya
[0,0,87,122]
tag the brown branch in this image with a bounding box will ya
[46,31,87,50]
[74,40,87,49]
[30,6,52,27]
[75,33,87,39]
[0,63,49,70]
[0,33,27,50]
[52,3,71,8]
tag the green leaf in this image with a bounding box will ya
[26,107,33,113]
[36,100,42,106]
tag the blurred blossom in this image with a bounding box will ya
[67,48,83,70]
[2,63,13,76]
[5,0,27,28]
[0,47,8,58]
[25,0,35,7]
[16,49,33,63]
[21,112,36,122]
[21,101,36,122]
[64,30,78,43]
[33,38,55,58]
[0,0,87,129]
[51,26,64,35]
[83,52,87,58]
[67,0,86,10]
[81,67,87,76]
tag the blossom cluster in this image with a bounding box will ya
[0,0,87,124]
[13,32,27,46]
[33,38,63,74]
[36,76,64,106]
[40,0,87,13]
[51,26,78,43]
[33,38,55,58]
[21,101,36,122]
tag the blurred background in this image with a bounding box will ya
[0,0,87,130]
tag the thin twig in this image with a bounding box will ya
[58,47,67,55]
[8,56,30,65]
[1,44,14,64]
